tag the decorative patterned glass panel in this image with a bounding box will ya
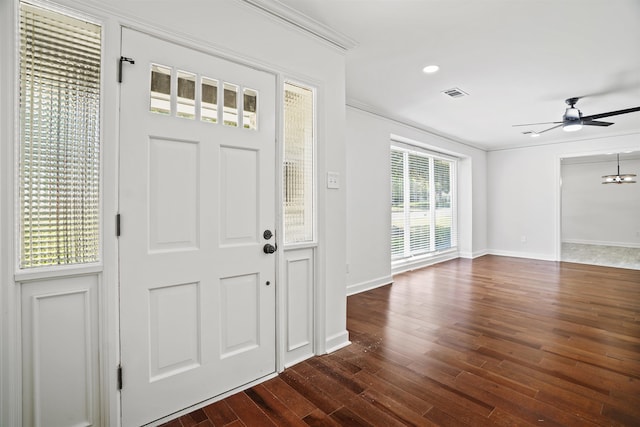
[243,88,258,130]
[19,3,102,268]
[223,82,238,127]
[201,77,218,123]
[150,64,171,115]
[177,71,196,119]
[283,83,314,244]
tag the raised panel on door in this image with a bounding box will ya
[148,137,200,252]
[148,282,202,381]
[220,273,260,357]
[219,146,258,246]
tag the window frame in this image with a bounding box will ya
[282,79,317,247]
[390,143,458,263]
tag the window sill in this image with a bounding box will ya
[392,248,458,275]
[14,263,103,284]
[283,242,318,251]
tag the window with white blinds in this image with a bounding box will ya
[19,3,102,268]
[391,146,456,260]
[283,82,315,244]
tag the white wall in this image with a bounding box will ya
[345,107,488,294]
[562,158,640,247]
[488,133,640,260]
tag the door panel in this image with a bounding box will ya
[119,28,276,427]
[148,282,201,381]
[219,146,259,245]
[220,273,260,357]
[148,137,200,251]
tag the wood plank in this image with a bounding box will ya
[201,400,238,426]
[224,391,277,427]
[244,385,308,427]
[261,377,316,418]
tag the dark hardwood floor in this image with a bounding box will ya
[161,255,640,426]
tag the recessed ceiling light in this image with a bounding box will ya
[422,65,439,74]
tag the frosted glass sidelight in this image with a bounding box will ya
[283,83,314,244]
[19,3,102,268]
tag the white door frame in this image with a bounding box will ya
[555,145,640,263]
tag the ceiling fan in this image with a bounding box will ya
[513,97,640,135]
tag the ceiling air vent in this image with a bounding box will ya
[442,87,468,98]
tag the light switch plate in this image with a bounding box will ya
[327,172,340,189]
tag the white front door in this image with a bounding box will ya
[118,28,277,426]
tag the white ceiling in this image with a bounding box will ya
[274,0,640,150]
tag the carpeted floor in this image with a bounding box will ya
[562,242,640,270]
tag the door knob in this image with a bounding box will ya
[263,243,277,254]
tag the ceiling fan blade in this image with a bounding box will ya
[536,123,563,134]
[582,106,640,121]
[512,121,561,127]
[583,120,614,127]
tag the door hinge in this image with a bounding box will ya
[117,365,123,390]
[118,56,135,83]
[116,214,121,237]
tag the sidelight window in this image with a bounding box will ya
[283,82,315,244]
[18,2,102,268]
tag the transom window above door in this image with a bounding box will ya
[149,64,258,130]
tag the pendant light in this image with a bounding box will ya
[601,153,636,184]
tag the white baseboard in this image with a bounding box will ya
[459,249,489,259]
[488,249,557,262]
[562,239,640,249]
[346,275,393,296]
[325,330,350,354]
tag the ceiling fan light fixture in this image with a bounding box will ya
[564,107,580,119]
[601,154,636,184]
[563,120,583,132]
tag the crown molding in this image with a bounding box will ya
[241,0,358,51]
[346,98,487,152]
